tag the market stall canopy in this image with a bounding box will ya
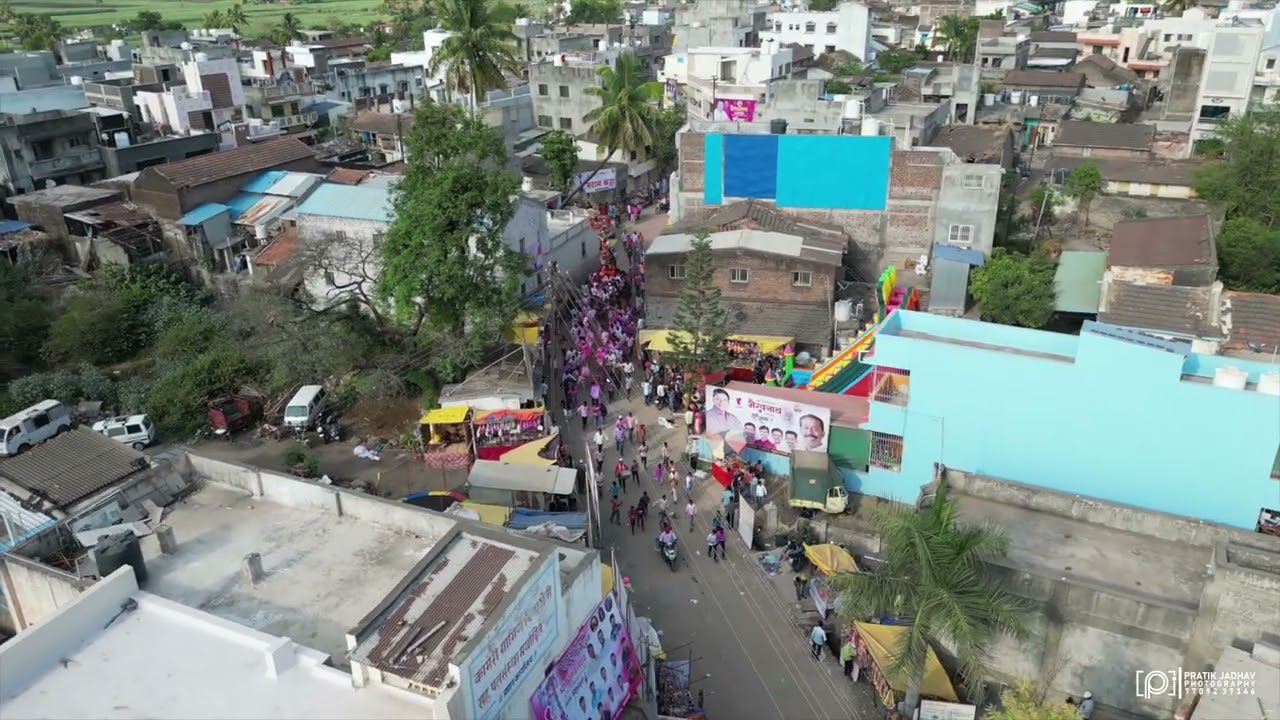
[805,543,858,575]
[473,408,544,424]
[420,406,471,425]
[854,622,959,702]
[460,501,512,526]
[467,459,577,495]
[500,432,558,466]
[640,330,794,355]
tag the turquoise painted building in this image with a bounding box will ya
[851,310,1280,530]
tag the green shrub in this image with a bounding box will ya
[114,378,154,414]
[8,365,117,407]
[153,311,228,363]
[146,348,260,437]
[282,443,320,477]
[46,293,142,365]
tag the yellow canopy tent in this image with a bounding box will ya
[854,622,960,702]
[601,563,614,598]
[460,501,512,526]
[507,312,540,345]
[804,543,858,575]
[500,432,558,467]
[420,406,471,425]
[639,330,794,355]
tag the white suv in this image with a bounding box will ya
[92,414,157,450]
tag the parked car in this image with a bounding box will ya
[284,385,329,430]
[92,414,157,450]
[0,400,73,456]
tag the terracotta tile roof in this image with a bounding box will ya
[1099,282,1222,338]
[1223,291,1280,351]
[930,125,1010,163]
[1056,120,1155,150]
[671,200,847,244]
[0,427,148,509]
[1049,156,1201,186]
[254,225,299,268]
[1031,30,1078,42]
[1109,215,1214,268]
[1001,70,1086,90]
[326,167,370,185]
[148,138,316,189]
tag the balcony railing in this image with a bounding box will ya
[29,148,103,179]
[871,367,911,406]
[253,80,322,98]
[275,111,318,127]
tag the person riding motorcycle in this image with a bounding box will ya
[656,524,677,551]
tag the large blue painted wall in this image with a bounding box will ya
[853,311,1280,530]
[702,133,891,210]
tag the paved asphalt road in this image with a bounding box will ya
[552,210,882,720]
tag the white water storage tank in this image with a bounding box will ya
[521,176,534,192]
[861,117,881,136]
[834,299,853,323]
[983,93,996,106]
[1258,372,1280,396]
[1009,91,1024,105]
[1212,366,1248,390]
[69,76,84,86]
[1029,95,1039,107]
[843,98,861,119]
[113,131,130,148]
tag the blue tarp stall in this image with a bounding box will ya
[504,508,587,531]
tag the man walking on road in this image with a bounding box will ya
[714,525,727,560]
[610,496,622,525]
[637,492,650,531]
[810,623,827,660]
[578,402,589,431]
[628,505,639,533]
[706,530,719,562]
[685,499,697,530]
[594,429,604,456]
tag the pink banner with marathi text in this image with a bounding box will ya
[713,98,757,122]
[530,591,642,720]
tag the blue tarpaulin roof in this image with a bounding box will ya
[225,192,265,220]
[178,203,230,226]
[295,183,394,223]
[504,508,587,531]
[933,243,986,266]
[240,170,288,194]
[0,219,32,234]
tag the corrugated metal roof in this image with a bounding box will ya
[0,427,148,509]
[928,258,971,311]
[178,203,231,226]
[234,195,291,227]
[225,192,265,219]
[1099,282,1222,337]
[240,170,288,194]
[0,219,32,234]
[648,229,843,266]
[1109,215,1214,268]
[295,183,393,222]
[1223,291,1280,351]
[264,172,322,198]
[932,244,985,266]
[467,460,577,495]
[1056,121,1156,151]
[1054,250,1107,313]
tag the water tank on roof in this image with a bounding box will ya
[1212,366,1248,390]
[983,92,996,106]
[1009,91,1024,105]
[861,117,881,136]
[1029,94,1039,107]
[522,176,534,192]
[834,299,853,323]
[92,532,148,585]
[113,131,131,148]
[69,75,84,86]
[180,41,193,50]
[1258,372,1280,397]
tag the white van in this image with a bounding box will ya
[283,385,329,430]
[0,400,73,457]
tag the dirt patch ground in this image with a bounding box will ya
[1050,196,1215,252]
[343,395,423,440]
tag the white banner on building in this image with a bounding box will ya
[737,496,754,546]
[574,167,617,193]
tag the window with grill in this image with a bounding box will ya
[805,22,816,32]
[826,23,837,34]
[669,264,687,280]
[559,117,573,129]
[729,267,749,283]
[963,174,984,189]
[559,85,570,97]
[870,432,904,472]
[537,114,553,127]
[947,224,974,246]
[538,83,548,95]
[792,270,812,287]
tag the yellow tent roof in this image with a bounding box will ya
[499,432,557,467]
[420,405,470,425]
[854,622,959,702]
[601,563,614,598]
[804,543,858,575]
[460,501,511,526]
[640,330,794,355]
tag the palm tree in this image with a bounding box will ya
[224,3,249,34]
[934,14,978,62]
[828,483,1030,711]
[429,0,522,110]
[273,12,305,44]
[202,10,227,28]
[561,51,661,205]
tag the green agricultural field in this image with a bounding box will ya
[7,0,386,34]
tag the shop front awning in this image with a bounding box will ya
[474,408,544,425]
[805,543,858,575]
[855,622,959,702]
[640,329,793,354]
[420,405,471,425]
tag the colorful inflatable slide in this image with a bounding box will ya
[807,267,919,394]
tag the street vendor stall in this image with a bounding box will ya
[850,622,961,710]
[417,406,472,470]
[640,331,795,383]
[804,543,858,616]
[465,459,578,511]
[472,407,548,460]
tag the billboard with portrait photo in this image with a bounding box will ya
[703,386,831,455]
[529,590,642,720]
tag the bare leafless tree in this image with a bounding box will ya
[294,229,391,329]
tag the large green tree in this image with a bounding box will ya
[1216,217,1280,293]
[429,0,522,109]
[986,680,1084,720]
[829,484,1030,709]
[650,104,687,178]
[540,129,580,196]
[669,231,732,375]
[272,12,305,44]
[377,101,526,380]
[1063,162,1103,227]
[934,14,980,62]
[0,262,51,382]
[969,249,1057,328]
[566,0,620,24]
[564,51,661,204]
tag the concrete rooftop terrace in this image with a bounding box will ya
[955,495,1211,606]
[141,483,450,666]
[0,569,436,720]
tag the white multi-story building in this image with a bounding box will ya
[662,44,806,121]
[760,2,874,61]
[1192,22,1266,145]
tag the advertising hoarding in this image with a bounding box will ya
[712,98,758,122]
[574,167,617,193]
[530,590,642,720]
[703,386,832,455]
[463,557,562,720]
